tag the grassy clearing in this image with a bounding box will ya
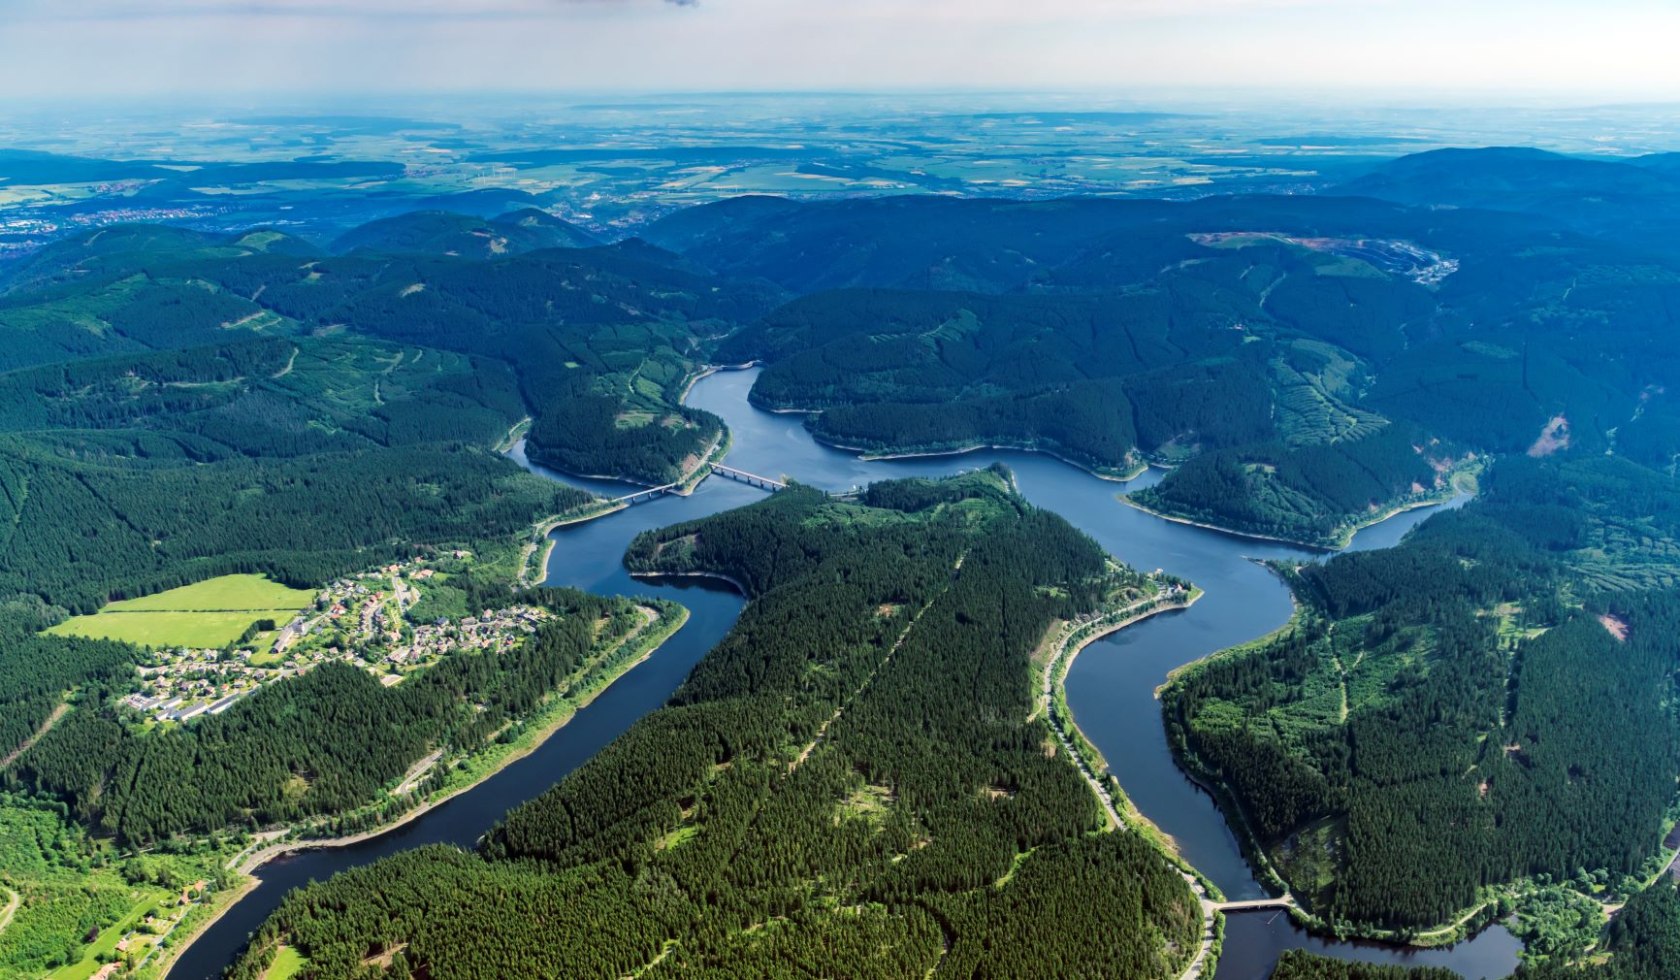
[838,783,892,827]
[655,826,700,851]
[265,945,308,980]
[104,575,314,613]
[44,574,314,649]
[46,611,284,648]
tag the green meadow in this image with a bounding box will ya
[45,575,314,649]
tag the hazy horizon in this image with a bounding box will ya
[5,0,1677,103]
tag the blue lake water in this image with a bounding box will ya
[170,367,1517,979]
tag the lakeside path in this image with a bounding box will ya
[838,440,1149,484]
[1034,586,1277,980]
[518,501,630,587]
[493,416,533,454]
[515,428,731,587]
[1037,585,1305,980]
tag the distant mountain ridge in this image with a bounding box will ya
[329,207,601,257]
[1337,146,1680,246]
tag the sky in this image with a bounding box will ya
[4,0,1678,103]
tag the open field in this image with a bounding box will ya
[44,574,314,649]
[265,945,309,980]
[47,611,289,649]
[103,575,315,613]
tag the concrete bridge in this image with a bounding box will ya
[603,462,786,509]
[709,463,787,491]
[1211,897,1297,914]
[608,481,684,505]
[607,464,861,509]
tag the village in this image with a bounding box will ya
[119,554,552,725]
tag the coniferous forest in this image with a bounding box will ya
[1165,453,1680,930]
[11,589,653,845]
[0,142,1677,980]
[226,473,1203,980]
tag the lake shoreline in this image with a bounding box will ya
[630,568,750,597]
[145,876,261,980]
[1048,590,1205,856]
[165,606,690,977]
[1158,602,1516,952]
[835,439,1149,483]
[1117,489,1467,553]
[180,367,1515,980]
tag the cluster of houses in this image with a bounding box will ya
[84,879,211,978]
[121,556,552,723]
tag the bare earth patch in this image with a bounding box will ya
[1527,414,1571,457]
[1598,613,1629,642]
[362,942,408,970]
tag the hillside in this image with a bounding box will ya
[330,208,600,257]
[1339,147,1680,248]
[1164,453,1680,933]
[699,178,1677,545]
[0,208,781,859]
[228,472,1204,980]
[0,216,783,484]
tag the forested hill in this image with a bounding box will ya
[0,216,784,483]
[229,471,1204,979]
[1269,950,1459,980]
[693,170,1679,546]
[1164,452,1680,941]
[1338,147,1680,248]
[12,588,652,844]
[0,206,776,854]
[329,208,600,258]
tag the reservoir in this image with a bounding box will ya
[172,367,1519,979]
[167,469,759,980]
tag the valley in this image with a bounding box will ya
[0,129,1676,980]
[171,369,1513,980]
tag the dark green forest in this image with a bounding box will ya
[0,220,781,485]
[9,590,656,845]
[1,147,1679,976]
[226,472,1202,979]
[1165,454,1680,929]
[1269,950,1460,980]
[690,188,1678,545]
[0,214,792,851]
[329,208,600,258]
